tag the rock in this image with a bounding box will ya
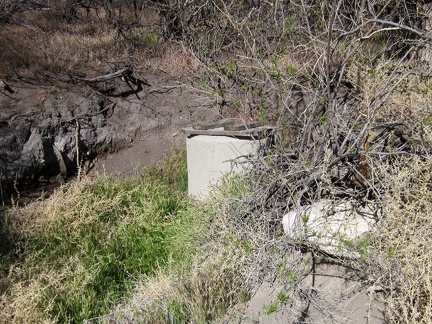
[282,199,378,256]
[0,87,121,197]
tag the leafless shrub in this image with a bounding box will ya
[2,0,432,321]
[175,0,432,231]
[0,1,172,80]
[154,0,432,321]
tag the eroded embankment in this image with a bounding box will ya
[0,70,217,203]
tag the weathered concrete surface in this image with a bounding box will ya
[186,134,262,199]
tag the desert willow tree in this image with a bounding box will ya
[153,0,432,233]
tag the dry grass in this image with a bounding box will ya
[1,254,89,323]
[146,45,202,76]
[0,148,255,323]
[104,247,249,323]
[0,147,195,322]
[367,156,432,322]
[0,5,185,81]
[0,22,112,79]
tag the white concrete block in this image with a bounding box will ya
[186,135,261,199]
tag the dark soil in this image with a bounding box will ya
[0,68,220,204]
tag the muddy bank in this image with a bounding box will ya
[0,69,218,203]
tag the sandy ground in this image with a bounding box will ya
[239,263,385,323]
[88,128,179,177]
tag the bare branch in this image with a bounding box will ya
[77,67,133,83]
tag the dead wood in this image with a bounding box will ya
[78,67,133,83]
[0,80,14,94]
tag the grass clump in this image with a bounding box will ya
[0,147,257,323]
[366,156,432,322]
[101,174,255,323]
[0,148,202,323]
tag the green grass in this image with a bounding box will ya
[0,147,258,323]
[263,302,278,315]
[101,167,256,323]
[0,147,204,323]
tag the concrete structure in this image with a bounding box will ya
[184,121,272,199]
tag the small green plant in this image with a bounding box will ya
[263,290,290,316]
[317,113,329,125]
[229,97,241,109]
[238,238,255,253]
[368,68,378,77]
[241,81,251,91]
[277,290,290,303]
[217,174,251,197]
[356,233,372,261]
[200,78,209,89]
[273,227,284,239]
[258,106,268,123]
[278,259,299,284]
[263,302,278,315]
[227,58,236,71]
[239,290,252,303]
[423,117,432,126]
[131,27,160,47]
[320,95,329,103]
[386,246,397,258]
[286,65,297,76]
[284,16,294,41]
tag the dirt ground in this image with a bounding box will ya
[238,263,385,323]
